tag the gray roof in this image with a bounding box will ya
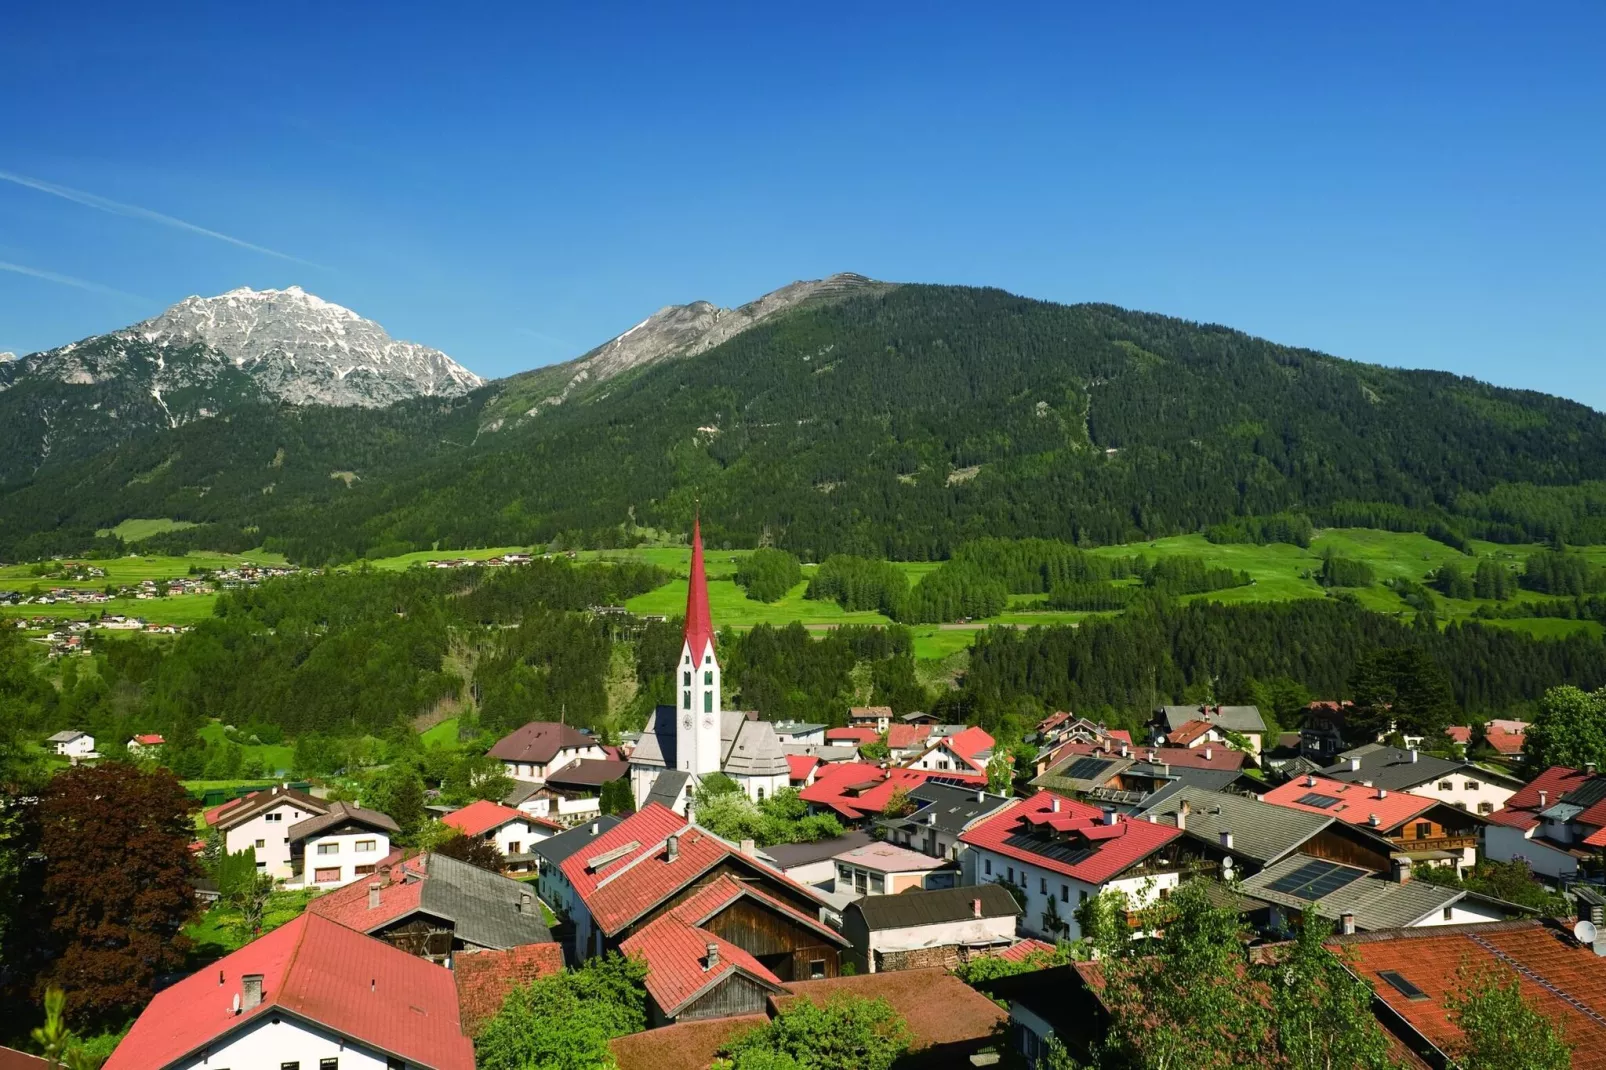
[880,782,1014,838]
[418,853,551,949]
[1156,705,1267,734]
[784,744,860,763]
[1321,745,1520,792]
[772,722,826,736]
[646,769,691,811]
[287,801,400,842]
[502,781,544,807]
[762,831,877,870]
[631,707,789,777]
[845,883,1020,931]
[1237,852,1478,931]
[530,815,624,868]
[1135,785,1333,865]
[47,730,85,743]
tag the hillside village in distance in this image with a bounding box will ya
[8,520,1606,1070]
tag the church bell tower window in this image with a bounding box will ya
[683,690,691,709]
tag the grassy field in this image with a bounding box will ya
[185,889,315,962]
[197,721,295,775]
[95,517,198,541]
[0,593,221,626]
[364,545,534,571]
[420,717,464,749]
[0,550,286,591]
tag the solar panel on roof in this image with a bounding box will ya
[1063,757,1113,781]
[1263,859,1367,901]
[1377,970,1429,1001]
[1562,778,1606,808]
[1296,792,1342,809]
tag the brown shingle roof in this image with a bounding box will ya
[453,943,566,1036]
[487,721,596,764]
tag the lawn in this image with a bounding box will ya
[0,593,221,626]
[363,545,534,571]
[0,550,286,592]
[185,888,316,963]
[1481,617,1606,640]
[95,517,198,542]
[197,721,295,776]
[420,717,464,749]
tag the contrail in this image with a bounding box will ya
[0,168,325,269]
[0,259,149,303]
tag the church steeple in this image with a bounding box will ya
[677,514,721,775]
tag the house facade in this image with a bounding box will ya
[488,721,608,784]
[47,730,97,760]
[1150,704,1267,755]
[285,802,399,888]
[213,785,330,882]
[1261,774,1484,872]
[1321,745,1521,815]
[442,799,559,868]
[1484,764,1606,880]
[841,884,1021,973]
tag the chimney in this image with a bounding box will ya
[1219,830,1233,850]
[1119,744,1129,757]
[1539,790,1548,808]
[1204,747,1213,761]
[367,881,381,910]
[1408,748,1419,763]
[1175,806,1188,832]
[1348,758,1361,772]
[590,821,600,835]
[1050,796,1061,813]
[1147,749,1156,762]
[1588,762,1599,776]
[1377,788,1387,799]
[1391,857,1412,884]
[1340,913,1356,936]
[1305,775,1317,788]
[740,838,757,857]
[1103,806,1118,826]
[972,897,983,918]
[519,892,531,914]
[666,832,680,863]
[242,974,264,1011]
[704,942,720,972]
[1368,813,1381,827]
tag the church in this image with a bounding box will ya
[628,518,790,813]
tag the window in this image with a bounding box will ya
[1040,877,1048,895]
[321,1061,339,1070]
[809,959,826,980]
[756,788,765,802]
[255,839,265,849]
[705,655,712,665]
[388,1060,405,1070]
[316,842,339,855]
[704,671,713,686]
[869,873,885,894]
[1478,802,1494,814]
[1060,884,1069,903]
[315,867,341,883]
[683,671,691,687]
[704,690,713,713]
[508,841,521,854]
[984,858,992,876]
[356,839,376,853]
[854,869,868,894]
[1438,781,1454,791]
[1080,890,1089,903]
[1006,866,1014,884]
[838,862,853,883]
[1464,781,1477,792]
[682,690,691,709]
[255,860,266,869]
[266,812,281,822]
[282,1063,301,1070]
[1443,906,1454,921]
[355,864,376,876]
[1415,822,1432,840]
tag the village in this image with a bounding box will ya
[10,523,1606,1070]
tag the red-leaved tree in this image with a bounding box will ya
[37,764,201,1028]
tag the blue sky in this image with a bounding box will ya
[2,2,1602,408]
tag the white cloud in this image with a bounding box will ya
[0,259,149,303]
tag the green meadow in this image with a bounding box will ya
[95,517,198,541]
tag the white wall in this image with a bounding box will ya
[1484,824,1579,881]
[56,735,96,758]
[172,1011,404,1070]
[502,742,608,784]
[1407,772,1515,815]
[295,829,391,889]
[734,771,790,804]
[782,858,840,888]
[225,801,322,881]
[969,847,1178,941]
[1417,897,1512,927]
[518,794,602,824]
[482,817,549,857]
[865,915,1017,971]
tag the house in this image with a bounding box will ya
[46,730,97,760]
[1327,919,1606,1069]
[1034,741,1256,810]
[798,762,985,824]
[782,742,860,767]
[840,883,1020,973]
[885,721,933,758]
[1484,762,1606,880]
[621,891,794,1025]
[876,780,1014,864]
[849,706,893,733]
[453,942,568,1036]
[1135,784,1401,878]
[285,801,400,888]
[1150,704,1267,755]
[1260,773,1486,872]
[1482,718,1529,761]
[770,721,826,746]
[307,851,553,965]
[784,753,820,788]
[959,791,1203,941]
[560,803,848,974]
[629,520,791,809]
[1443,724,1474,755]
[528,815,623,925]
[103,913,474,1070]
[608,968,1007,1070]
[1321,744,1522,814]
[832,839,958,895]
[901,724,994,774]
[824,725,879,748]
[1238,852,1531,933]
[534,758,631,824]
[1299,700,1359,762]
[983,963,1107,1068]
[442,799,561,871]
[125,733,164,756]
[760,831,876,887]
[212,785,330,882]
[488,721,608,784]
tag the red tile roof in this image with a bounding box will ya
[104,913,473,1070]
[666,874,844,947]
[959,792,1182,885]
[989,938,1058,963]
[799,762,985,820]
[1144,745,1247,771]
[558,803,689,910]
[202,793,251,827]
[307,856,427,933]
[131,733,165,745]
[1487,766,1592,831]
[886,723,933,751]
[1107,729,1134,747]
[774,969,1006,1056]
[943,725,995,765]
[1444,725,1473,746]
[453,942,566,1036]
[825,726,879,746]
[610,1015,768,1070]
[622,911,785,1018]
[683,515,715,662]
[785,754,819,783]
[442,800,532,838]
[1485,719,1529,756]
[1261,775,1436,831]
[0,1046,48,1070]
[849,705,893,722]
[1167,719,1214,746]
[486,721,596,764]
[1329,921,1606,1070]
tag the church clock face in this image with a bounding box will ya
[681,714,693,730]
[701,714,715,729]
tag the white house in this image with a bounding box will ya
[125,733,165,756]
[628,518,790,810]
[1322,745,1521,815]
[841,883,1021,973]
[487,721,607,784]
[902,725,994,775]
[442,799,560,870]
[285,802,399,889]
[213,785,329,882]
[1484,764,1606,881]
[101,913,473,1070]
[47,730,97,760]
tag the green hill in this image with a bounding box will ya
[3,283,1604,563]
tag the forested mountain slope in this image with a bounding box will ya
[3,283,1603,563]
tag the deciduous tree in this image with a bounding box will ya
[1524,686,1606,771]
[474,952,648,1070]
[716,993,912,1070]
[1447,961,1572,1070]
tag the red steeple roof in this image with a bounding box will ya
[684,515,714,660]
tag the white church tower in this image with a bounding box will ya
[677,516,721,776]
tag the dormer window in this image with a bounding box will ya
[704,655,712,665]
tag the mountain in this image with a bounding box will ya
[0,286,481,483]
[481,272,889,428]
[3,280,1604,563]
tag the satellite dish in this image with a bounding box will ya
[231,992,241,1015]
[1575,919,1598,947]
[1222,855,1235,874]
